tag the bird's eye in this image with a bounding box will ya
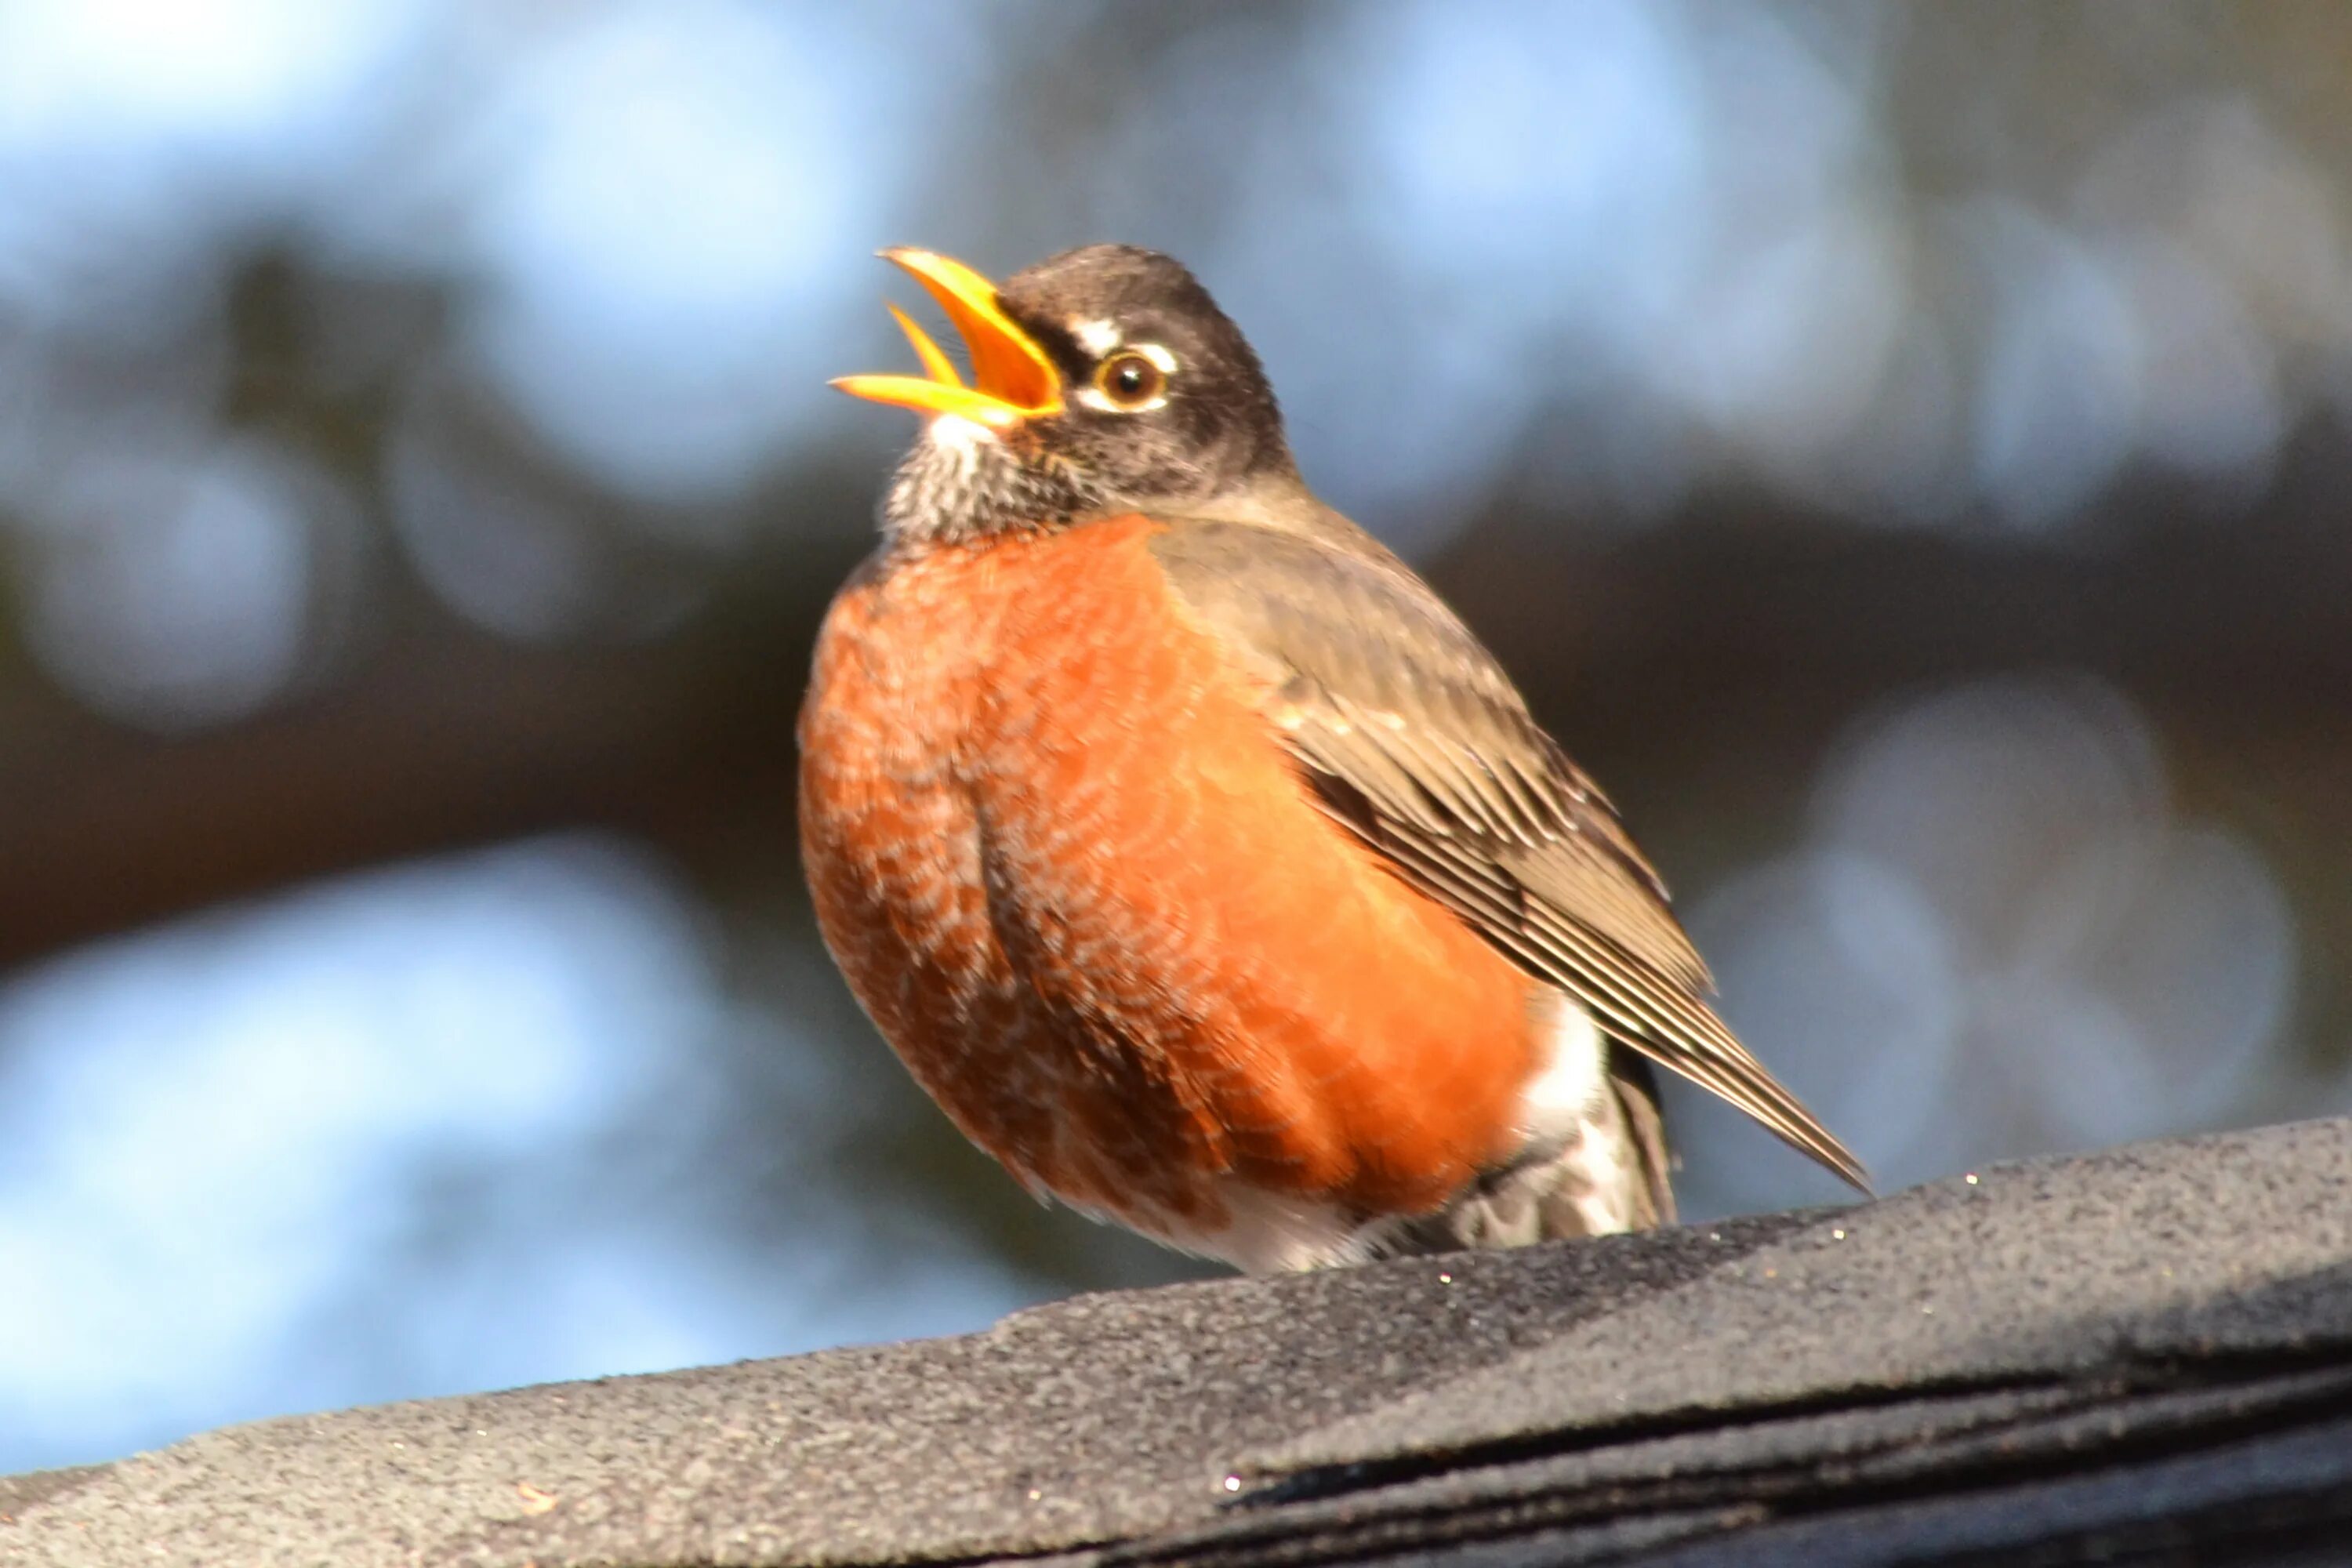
[1093,350,1167,409]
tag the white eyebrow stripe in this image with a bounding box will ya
[1071,318,1122,357]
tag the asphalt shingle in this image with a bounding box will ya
[5,1118,2349,1567]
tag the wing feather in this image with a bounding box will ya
[1152,514,1870,1192]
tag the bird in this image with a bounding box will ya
[801,244,1867,1273]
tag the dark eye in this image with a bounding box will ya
[1094,350,1167,409]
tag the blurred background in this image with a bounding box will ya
[3,0,2349,1475]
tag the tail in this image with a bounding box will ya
[1374,1048,1675,1258]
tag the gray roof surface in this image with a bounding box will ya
[6,1117,2351,1566]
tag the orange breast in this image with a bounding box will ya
[797,514,1544,1239]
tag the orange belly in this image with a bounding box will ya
[797,514,1544,1242]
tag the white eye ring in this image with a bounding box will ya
[1083,344,1176,414]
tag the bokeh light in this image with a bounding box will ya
[448,2,891,506]
[1676,677,2307,1216]
[0,837,1040,1474]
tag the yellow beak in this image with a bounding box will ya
[832,249,1063,427]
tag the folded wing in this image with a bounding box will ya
[1149,515,1870,1192]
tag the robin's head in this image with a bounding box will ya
[835,245,1294,543]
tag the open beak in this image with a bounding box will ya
[832,249,1062,428]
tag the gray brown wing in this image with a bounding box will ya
[1149,515,1870,1192]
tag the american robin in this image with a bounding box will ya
[802,245,1867,1272]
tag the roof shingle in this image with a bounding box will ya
[5,1118,2349,1566]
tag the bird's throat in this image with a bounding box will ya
[880,416,1098,546]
